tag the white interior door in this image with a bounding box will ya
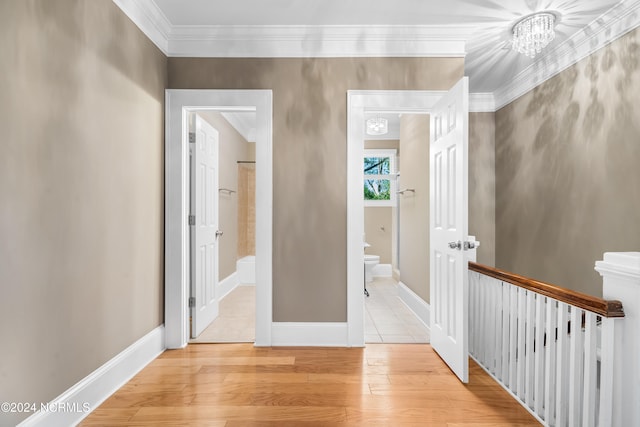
[190,114,220,338]
[429,77,473,383]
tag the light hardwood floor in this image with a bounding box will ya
[80,343,540,426]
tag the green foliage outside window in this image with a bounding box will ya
[364,156,391,200]
[364,179,391,200]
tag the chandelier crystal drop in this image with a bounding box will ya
[366,117,388,135]
[512,12,556,58]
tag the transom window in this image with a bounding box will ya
[364,149,397,206]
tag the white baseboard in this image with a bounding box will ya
[218,272,239,300]
[270,322,348,346]
[18,325,165,427]
[398,281,430,329]
[373,263,392,277]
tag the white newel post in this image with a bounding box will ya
[595,252,640,427]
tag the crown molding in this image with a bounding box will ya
[112,0,171,53]
[469,93,495,113]
[166,25,473,58]
[494,0,640,110]
[112,1,472,58]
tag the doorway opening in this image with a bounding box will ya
[165,90,273,349]
[361,113,430,344]
[188,111,257,343]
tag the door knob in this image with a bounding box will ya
[448,241,461,250]
[216,230,224,237]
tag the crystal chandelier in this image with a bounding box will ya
[512,12,556,58]
[366,117,388,135]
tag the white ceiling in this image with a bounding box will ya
[117,0,640,109]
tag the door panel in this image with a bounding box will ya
[191,115,220,338]
[430,77,471,383]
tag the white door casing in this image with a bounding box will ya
[165,89,273,349]
[191,115,220,338]
[429,77,472,383]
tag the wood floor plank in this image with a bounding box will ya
[129,406,347,423]
[80,343,540,426]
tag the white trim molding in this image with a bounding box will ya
[271,323,349,347]
[17,326,165,427]
[112,0,171,53]
[111,1,472,58]
[167,25,472,58]
[218,272,239,301]
[469,93,496,113]
[398,282,431,328]
[494,0,640,110]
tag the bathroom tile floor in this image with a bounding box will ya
[189,284,255,343]
[365,277,430,343]
[190,277,429,344]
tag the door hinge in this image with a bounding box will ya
[189,132,196,144]
[189,297,195,308]
[189,215,195,226]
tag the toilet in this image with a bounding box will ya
[364,254,380,283]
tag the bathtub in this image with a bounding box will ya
[236,255,256,284]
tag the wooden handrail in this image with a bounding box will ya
[469,262,625,318]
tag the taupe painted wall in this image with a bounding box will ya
[469,112,496,266]
[197,112,253,279]
[495,28,640,297]
[169,57,464,321]
[398,115,430,301]
[0,1,166,424]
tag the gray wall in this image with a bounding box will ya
[169,57,464,321]
[197,112,253,280]
[398,115,431,301]
[495,27,640,297]
[469,112,496,266]
[0,1,167,425]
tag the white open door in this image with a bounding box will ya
[190,114,220,338]
[429,77,474,383]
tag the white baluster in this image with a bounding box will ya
[598,317,615,427]
[494,279,503,380]
[509,285,518,390]
[534,294,545,415]
[582,312,597,427]
[525,291,535,408]
[517,288,527,399]
[487,276,496,373]
[569,307,585,426]
[501,282,510,383]
[545,298,557,424]
[556,302,569,426]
